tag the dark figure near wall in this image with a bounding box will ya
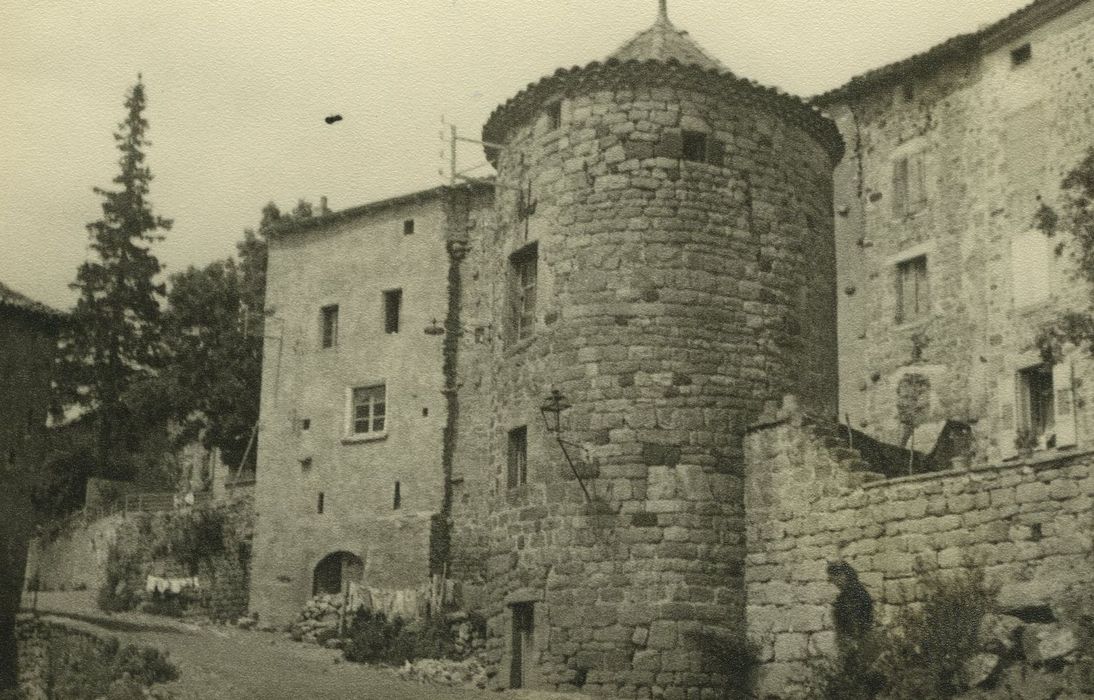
[827,561,873,642]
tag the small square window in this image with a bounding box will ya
[895,255,929,324]
[383,289,402,334]
[507,426,528,488]
[301,418,311,431]
[320,305,339,348]
[403,219,415,235]
[1011,43,1032,67]
[546,101,562,131]
[350,384,387,436]
[682,130,708,163]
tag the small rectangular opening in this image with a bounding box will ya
[317,492,325,514]
[301,418,311,431]
[895,255,929,324]
[510,602,534,689]
[1011,43,1032,67]
[681,130,708,163]
[507,426,528,488]
[383,289,402,334]
[403,219,415,235]
[1018,364,1054,445]
[393,481,401,510]
[320,304,339,348]
[546,101,562,131]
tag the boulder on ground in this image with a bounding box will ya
[1021,623,1079,664]
[978,613,1023,653]
[961,653,1000,688]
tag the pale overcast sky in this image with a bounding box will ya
[2,0,1032,309]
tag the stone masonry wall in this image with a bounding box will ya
[24,513,124,594]
[828,1,1094,461]
[744,396,1094,698]
[450,62,839,697]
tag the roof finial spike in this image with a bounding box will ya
[658,0,669,20]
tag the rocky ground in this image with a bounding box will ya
[19,591,584,700]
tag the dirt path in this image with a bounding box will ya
[21,592,576,700]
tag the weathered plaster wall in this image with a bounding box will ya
[24,514,123,594]
[744,396,1094,697]
[450,63,839,696]
[828,1,1094,461]
[250,193,492,625]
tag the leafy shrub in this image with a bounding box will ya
[343,609,457,666]
[806,568,995,700]
[98,545,142,612]
[42,631,177,699]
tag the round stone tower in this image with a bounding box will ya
[457,3,843,696]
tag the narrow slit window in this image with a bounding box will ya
[507,426,528,488]
[393,481,401,510]
[320,304,339,348]
[317,492,325,514]
[403,219,415,235]
[384,289,402,334]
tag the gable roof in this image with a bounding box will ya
[814,0,1088,105]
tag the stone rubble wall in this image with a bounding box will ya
[450,62,840,697]
[744,396,1094,697]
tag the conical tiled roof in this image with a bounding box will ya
[609,0,726,72]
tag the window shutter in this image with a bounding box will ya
[998,372,1018,458]
[892,158,908,216]
[1053,360,1077,447]
[706,138,726,167]
[909,153,927,208]
[656,131,683,159]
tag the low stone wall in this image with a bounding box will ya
[743,397,1094,697]
[15,614,176,699]
[102,493,254,621]
[24,513,123,594]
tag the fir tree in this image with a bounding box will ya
[57,76,172,474]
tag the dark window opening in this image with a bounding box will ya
[895,256,929,324]
[320,304,339,348]
[301,418,310,431]
[1019,364,1054,445]
[384,289,402,334]
[509,244,538,342]
[1011,43,1032,67]
[892,153,927,216]
[422,407,429,417]
[317,492,325,514]
[546,101,562,131]
[507,426,528,488]
[510,603,534,689]
[393,481,401,510]
[403,219,415,235]
[682,130,708,162]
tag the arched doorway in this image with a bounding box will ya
[312,551,363,596]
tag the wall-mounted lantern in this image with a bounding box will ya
[539,388,571,434]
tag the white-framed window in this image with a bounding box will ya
[347,384,387,439]
[895,255,929,324]
[999,358,1076,456]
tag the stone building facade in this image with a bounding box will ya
[249,184,492,625]
[445,6,841,695]
[247,0,1094,696]
[824,0,1094,463]
[0,281,62,689]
